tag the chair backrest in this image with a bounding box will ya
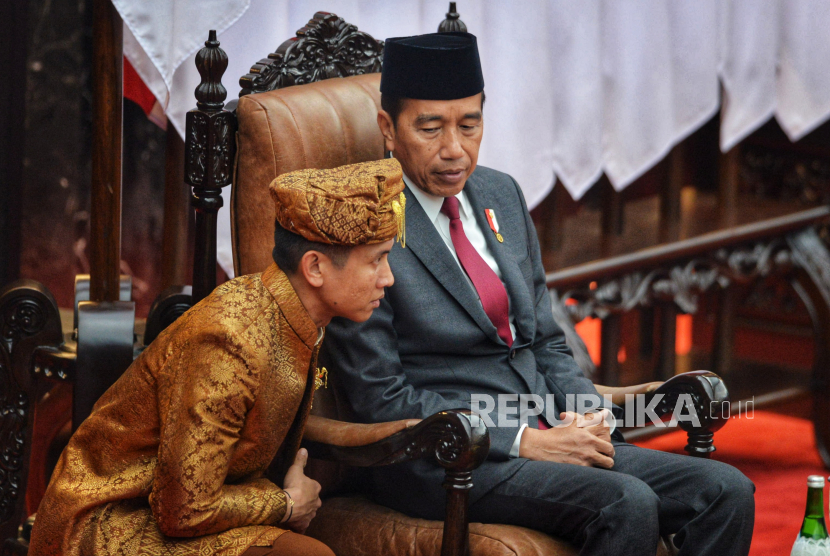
[232,73,384,276]
[231,11,386,277]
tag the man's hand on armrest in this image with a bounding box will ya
[594,382,663,407]
[518,410,615,468]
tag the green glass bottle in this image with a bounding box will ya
[791,475,830,556]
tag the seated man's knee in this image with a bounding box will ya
[605,476,661,523]
[685,459,755,524]
[584,477,660,548]
[718,464,755,507]
[701,460,755,503]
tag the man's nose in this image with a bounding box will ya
[379,259,395,288]
[440,129,464,160]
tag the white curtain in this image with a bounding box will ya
[118,0,830,277]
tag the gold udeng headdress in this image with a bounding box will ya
[270,158,406,247]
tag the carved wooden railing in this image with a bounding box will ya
[547,206,830,465]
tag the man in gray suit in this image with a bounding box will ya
[321,32,755,556]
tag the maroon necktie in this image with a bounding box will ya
[441,196,513,347]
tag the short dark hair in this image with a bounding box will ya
[380,91,486,127]
[272,220,352,274]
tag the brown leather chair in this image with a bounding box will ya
[223,10,728,556]
[0,8,723,556]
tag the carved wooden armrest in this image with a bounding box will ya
[302,409,489,556]
[302,409,488,469]
[303,415,419,447]
[634,371,729,457]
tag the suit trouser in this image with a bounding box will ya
[467,442,755,556]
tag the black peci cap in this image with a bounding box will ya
[380,32,484,100]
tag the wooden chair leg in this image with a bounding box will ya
[441,471,472,556]
[437,413,488,556]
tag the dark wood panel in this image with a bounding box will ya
[161,129,190,288]
[0,0,28,285]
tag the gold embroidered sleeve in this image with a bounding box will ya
[149,331,287,537]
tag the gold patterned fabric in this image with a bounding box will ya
[30,264,324,556]
[270,158,406,246]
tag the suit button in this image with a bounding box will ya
[510,349,516,360]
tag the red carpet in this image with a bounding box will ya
[635,410,828,556]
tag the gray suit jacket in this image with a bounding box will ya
[321,166,608,518]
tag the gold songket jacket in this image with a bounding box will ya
[30,264,322,556]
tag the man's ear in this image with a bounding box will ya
[377,110,396,153]
[298,250,325,288]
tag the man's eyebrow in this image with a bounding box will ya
[414,114,443,125]
[463,111,482,121]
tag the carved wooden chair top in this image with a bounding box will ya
[239,12,383,97]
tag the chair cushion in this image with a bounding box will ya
[307,496,673,556]
[306,495,576,556]
[233,73,385,277]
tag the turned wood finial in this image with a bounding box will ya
[194,29,228,110]
[186,31,237,302]
[438,2,467,33]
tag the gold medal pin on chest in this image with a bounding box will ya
[485,209,504,242]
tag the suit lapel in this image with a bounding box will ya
[464,176,536,347]
[403,185,503,344]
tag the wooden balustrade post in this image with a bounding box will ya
[185,31,235,303]
[161,128,190,288]
[550,181,571,254]
[660,143,684,243]
[713,145,741,380]
[718,146,740,229]
[89,0,123,302]
[600,176,624,258]
[656,303,678,380]
[712,287,737,382]
[599,314,622,386]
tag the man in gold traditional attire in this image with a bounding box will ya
[29,158,406,556]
